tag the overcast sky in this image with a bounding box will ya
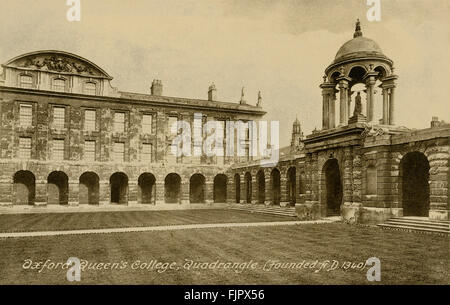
[0,0,448,146]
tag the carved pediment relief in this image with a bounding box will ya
[3,50,112,79]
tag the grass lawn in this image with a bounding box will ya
[0,209,294,233]
[0,221,448,284]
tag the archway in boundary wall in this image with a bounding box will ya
[190,174,205,203]
[165,173,181,204]
[138,173,156,204]
[110,172,128,204]
[400,152,430,217]
[47,171,69,205]
[79,172,99,205]
[257,170,265,204]
[245,172,252,204]
[234,174,241,203]
[13,171,35,205]
[213,174,227,203]
[322,159,343,216]
[287,167,296,206]
[271,168,281,206]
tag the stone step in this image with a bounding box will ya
[390,217,449,226]
[229,205,296,217]
[384,220,449,230]
[377,223,449,235]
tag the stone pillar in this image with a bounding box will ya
[348,90,354,120]
[68,180,79,206]
[128,180,138,205]
[338,80,349,126]
[328,94,336,129]
[365,77,375,122]
[280,173,289,207]
[320,84,335,130]
[155,180,165,204]
[382,87,390,125]
[389,87,396,125]
[428,147,449,220]
[35,179,47,206]
[181,179,189,204]
[322,91,329,129]
[205,181,213,204]
[99,180,110,205]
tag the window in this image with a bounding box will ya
[142,143,153,162]
[84,109,96,131]
[114,142,125,162]
[18,137,32,159]
[114,112,125,133]
[142,114,153,134]
[83,82,96,95]
[84,140,96,161]
[19,104,33,127]
[53,107,65,129]
[19,75,33,89]
[52,139,65,161]
[367,166,377,195]
[52,78,66,92]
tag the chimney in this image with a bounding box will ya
[151,79,163,96]
[208,83,217,101]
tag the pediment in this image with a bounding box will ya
[3,50,112,79]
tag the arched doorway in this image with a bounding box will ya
[13,171,35,205]
[234,174,241,203]
[213,174,227,203]
[165,173,181,204]
[400,152,430,217]
[138,173,156,204]
[47,171,69,205]
[190,174,205,203]
[271,169,281,206]
[245,172,252,204]
[79,172,99,205]
[323,159,342,216]
[110,172,128,204]
[257,170,265,204]
[287,167,296,205]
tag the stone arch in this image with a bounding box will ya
[13,170,35,205]
[287,167,296,205]
[138,173,156,204]
[234,173,241,203]
[271,168,281,206]
[244,172,252,204]
[213,174,227,203]
[190,173,205,203]
[322,158,343,216]
[165,173,181,204]
[399,152,430,217]
[47,171,69,205]
[110,172,128,204]
[79,172,99,205]
[257,170,265,204]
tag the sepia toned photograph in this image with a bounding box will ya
[0,0,448,291]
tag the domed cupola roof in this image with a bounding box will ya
[333,19,387,64]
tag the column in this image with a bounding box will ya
[322,92,329,130]
[348,90,353,119]
[339,80,349,126]
[68,180,79,206]
[389,87,396,125]
[366,77,375,122]
[128,180,138,205]
[328,93,336,128]
[382,88,389,125]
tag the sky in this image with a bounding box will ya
[0,0,448,146]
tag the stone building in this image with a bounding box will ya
[0,50,265,207]
[228,20,450,224]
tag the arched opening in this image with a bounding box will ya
[245,172,252,204]
[110,172,128,204]
[287,167,296,205]
[257,170,265,204]
[13,171,35,205]
[165,173,181,204]
[213,174,227,203]
[400,152,430,217]
[79,172,99,205]
[323,159,342,216]
[234,174,241,203]
[138,173,156,204]
[47,171,69,205]
[189,174,205,203]
[271,169,281,206]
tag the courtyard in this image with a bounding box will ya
[0,209,447,285]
